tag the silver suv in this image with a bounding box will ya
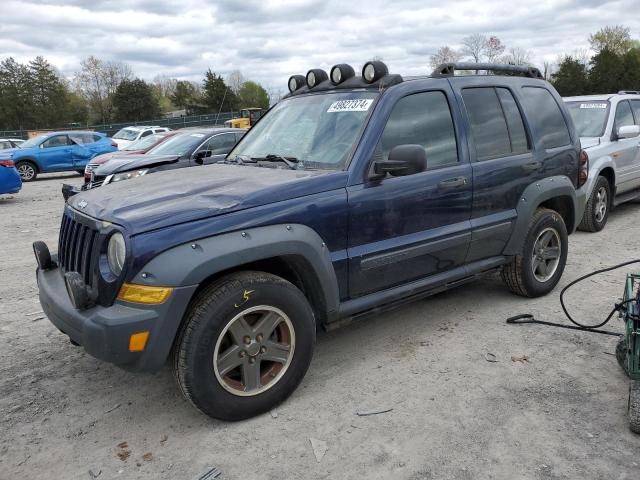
[564,91,640,231]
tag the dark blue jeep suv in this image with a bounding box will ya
[34,61,587,421]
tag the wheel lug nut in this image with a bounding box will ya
[260,346,267,354]
[239,350,246,357]
[249,357,256,364]
[243,336,251,345]
[256,334,263,342]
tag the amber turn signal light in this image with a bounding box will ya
[129,331,149,352]
[117,283,173,304]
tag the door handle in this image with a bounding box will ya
[438,176,468,190]
[522,161,542,172]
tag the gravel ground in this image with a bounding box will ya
[1,173,640,480]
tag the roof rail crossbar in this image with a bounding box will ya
[432,62,543,79]
[618,90,640,95]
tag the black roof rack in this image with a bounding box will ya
[432,62,543,79]
[618,90,640,95]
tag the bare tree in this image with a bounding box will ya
[226,70,245,95]
[503,47,532,66]
[485,36,506,62]
[74,56,132,123]
[543,61,553,80]
[429,46,461,70]
[461,34,487,63]
[153,74,178,97]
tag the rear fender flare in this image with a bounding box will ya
[503,175,582,255]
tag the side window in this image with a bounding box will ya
[379,91,458,169]
[614,101,634,130]
[462,88,511,160]
[0,141,12,150]
[631,100,640,125]
[521,87,571,149]
[235,132,246,142]
[496,88,529,154]
[42,135,69,148]
[93,134,102,142]
[208,133,237,154]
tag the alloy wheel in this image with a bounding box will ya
[594,186,607,223]
[17,163,35,180]
[213,305,295,396]
[531,227,561,282]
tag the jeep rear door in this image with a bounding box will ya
[455,82,542,261]
[346,85,472,298]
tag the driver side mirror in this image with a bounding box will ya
[194,150,212,164]
[617,125,640,140]
[370,144,427,180]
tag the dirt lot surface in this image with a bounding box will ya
[1,173,640,480]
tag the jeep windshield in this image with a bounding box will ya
[565,101,610,138]
[228,91,378,170]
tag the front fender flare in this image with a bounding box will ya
[503,175,585,255]
[131,223,340,319]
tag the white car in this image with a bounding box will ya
[564,91,640,231]
[0,138,25,150]
[111,126,171,149]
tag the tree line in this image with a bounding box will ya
[0,56,272,131]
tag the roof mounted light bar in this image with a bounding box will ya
[432,62,543,79]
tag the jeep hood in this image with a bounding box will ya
[93,154,180,176]
[69,164,345,235]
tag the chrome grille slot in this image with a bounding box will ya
[57,211,98,288]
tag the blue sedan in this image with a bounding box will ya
[0,131,118,181]
[0,159,21,194]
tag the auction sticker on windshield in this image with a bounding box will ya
[580,103,607,109]
[327,99,374,113]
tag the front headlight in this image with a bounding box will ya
[109,169,149,183]
[107,232,126,276]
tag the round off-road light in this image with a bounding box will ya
[288,75,305,93]
[362,60,388,83]
[306,69,328,88]
[330,64,355,85]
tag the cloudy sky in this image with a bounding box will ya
[1,0,639,91]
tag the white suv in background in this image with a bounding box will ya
[111,126,171,149]
[564,91,640,231]
[0,138,25,150]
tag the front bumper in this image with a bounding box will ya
[37,264,197,372]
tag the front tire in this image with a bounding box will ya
[16,161,37,181]
[502,208,568,297]
[173,271,316,421]
[578,176,610,232]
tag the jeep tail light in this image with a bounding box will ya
[0,159,15,167]
[578,149,588,187]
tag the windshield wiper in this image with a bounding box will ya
[253,154,300,170]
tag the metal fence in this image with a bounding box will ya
[0,111,240,139]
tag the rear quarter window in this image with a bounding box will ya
[521,87,571,149]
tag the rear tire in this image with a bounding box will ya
[76,169,85,175]
[629,381,640,434]
[502,208,568,297]
[16,161,37,181]
[578,176,610,232]
[172,271,316,421]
